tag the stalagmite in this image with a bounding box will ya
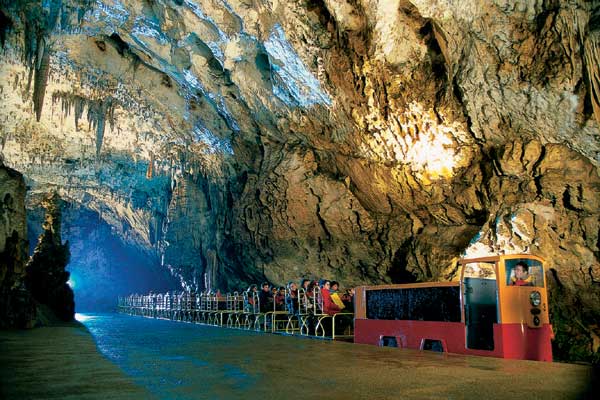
[25,193,74,322]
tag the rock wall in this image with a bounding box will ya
[0,163,35,328]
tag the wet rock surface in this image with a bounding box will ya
[0,1,599,361]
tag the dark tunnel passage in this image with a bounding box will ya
[27,204,179,312]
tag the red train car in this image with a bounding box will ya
[353,254,553,361]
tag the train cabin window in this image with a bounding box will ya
[463,262,496,280]
[505,259,544,287]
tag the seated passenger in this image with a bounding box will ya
[298,285,312,314]
[274,286,286,310]
[244,284,258,312]
[286,282,299,315]
[319,280,342,316]
[510,261,534,286]
[342,288,355,312]
[306,280,319,298]
[329,281,346,310]
[258,282,273,312]
[329,281,340,293]
[299,278,310,293]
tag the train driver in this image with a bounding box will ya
[510,261,534,286]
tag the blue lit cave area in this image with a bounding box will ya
[26,203,179,312]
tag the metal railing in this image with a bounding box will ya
[118,287,354,340]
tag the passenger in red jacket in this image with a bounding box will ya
[319,280,342,316]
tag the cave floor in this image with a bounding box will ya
[0,322,155,400]
[0,313,597,400]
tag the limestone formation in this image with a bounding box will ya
[0,1,599,361]
[0,163,35,328]
[26,192,74,322]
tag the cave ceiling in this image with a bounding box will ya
[1,0,600,295]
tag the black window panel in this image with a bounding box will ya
[366,287,461,322]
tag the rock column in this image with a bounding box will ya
[26,193,74,322]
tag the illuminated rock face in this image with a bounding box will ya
[0,1,599,360]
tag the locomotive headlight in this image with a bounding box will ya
[530,291,542,306]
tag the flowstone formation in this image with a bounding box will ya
[26,192,74,322]
[0,1,599,361]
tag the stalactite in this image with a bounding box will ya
[51,91,116,150]
[33,37,50,122]
[94,104,106,157]
[19,5,44,106]
[584,30,600,127]
[0,10,12,49]
[46,0,63,33]
[146,152,154,179]
[74,96,85,128]
[25,56,34,96]
[94,98,113,157]
[1,0,93,121]
[107,99,116,132]
[22,17,38,71]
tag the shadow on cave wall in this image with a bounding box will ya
[388,240,419,284]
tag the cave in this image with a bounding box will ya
[0,0,599,398]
